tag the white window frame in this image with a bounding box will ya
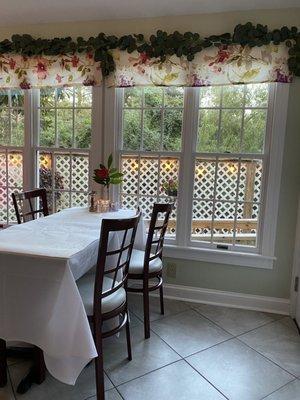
[31,88,94,210]
[111,83,289,269]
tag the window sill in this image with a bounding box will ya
[163,244,275,269]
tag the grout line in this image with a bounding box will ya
[259,378,298,400]
[183,358,229,400]
[114,386,125,399]
[235,337,298,379]
[192,305,287,338]
[182,337,234,359]
[114,359,182,388]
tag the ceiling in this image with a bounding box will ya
[0,0,299,26]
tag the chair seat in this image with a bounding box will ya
[129,249,163,274]
[77,273,126,316]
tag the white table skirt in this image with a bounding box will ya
[0,207,146,385]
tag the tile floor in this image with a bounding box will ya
[1,294,300,400]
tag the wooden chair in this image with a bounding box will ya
[11,188,49,224]
[76,213,141,400]
[127,203,173,339]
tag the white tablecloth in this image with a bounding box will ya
[0,207,146,385]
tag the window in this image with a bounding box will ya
[35,87,92,212]
[116,83,288,267]
[0,90,24,224]
[119,87,184,235]
[191,85,268,250]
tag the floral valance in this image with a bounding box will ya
[107,43,292,87]
[0,44,292,89]
[0,53,102,89]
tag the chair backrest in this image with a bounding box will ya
[93,213,141,317]
[144,203,173,274]
[11,189,49,224]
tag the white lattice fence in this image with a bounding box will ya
[0,151,23,223]
[121,156,179,233]
[39,152,89,212]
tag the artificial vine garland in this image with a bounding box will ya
[0,22,299,77]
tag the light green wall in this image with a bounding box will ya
[1,8,299,299]
[166,79,300,299]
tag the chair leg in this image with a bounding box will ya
[94,339,105,400]
[0,339,7,387]
[143,281,150,339]
[125,311,132,361]
[159,282,165,315]
[33,347,46,385]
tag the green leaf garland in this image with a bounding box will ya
[0,22,299,77]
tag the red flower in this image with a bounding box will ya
[95,168,109,179]
[71,55,79,67]
[9,58,16,70]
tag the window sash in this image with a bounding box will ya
[115,84,279,256]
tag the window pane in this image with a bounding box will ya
[0,186,7,223]
[198,109,219,152]
[11,90,24,108]
[71,155,89,192]
[57,109,73,147]
[11,109,25,146]
[163,109,182,151]
[165,87,184,108]
[139,157,159,196]
[143,109,161,151]
[213,201,236,244]
[239,160,262,203]
[216,159,239,201]
[191,200,213,242]
[219,110,243,153]
[123,109,141,150]
[199,87,221,108]
[40,88,55,107]
[194,159,216,200]
[120,155,179,237]
[245,84,269,107]
[121,156,139,195]
[236,202,260,247]
[8,152,23,188]
[144,87,163,107]
[75,87,92,107]
[55,154,70,190]
[243,109,266,153]
[57,87,74,107]
[0,110,9,146]
[40,109,55,147]
[222,86,244,108]
[75,109,91,148]
[55,191,70,212]
[124,88,142,108]
[1,150,24,224]
[0,91,9,107]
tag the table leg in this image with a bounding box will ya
[16,347,46,394]
[0,339,7,387]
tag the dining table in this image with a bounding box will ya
[0,207,146,389]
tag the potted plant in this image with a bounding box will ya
[93,154,123,203]
[161,179,178,197]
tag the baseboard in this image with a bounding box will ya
[150,283,290,315]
